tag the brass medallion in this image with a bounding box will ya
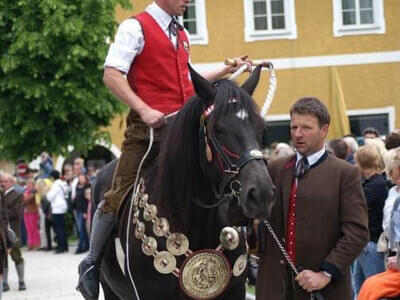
[232,254,247,277]
[142,236,157,256]
[166,233,189,256]
[154,251,177,274]
[135,222,145,239]
[219,227,239,250]
[139,193,148,208]
[153,217,170,237]
[144,204,157,221]
[180,250,231,300]
[132,211,139,224]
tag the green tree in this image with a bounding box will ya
[0,0,131,160]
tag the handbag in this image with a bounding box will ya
[377,231,388,253]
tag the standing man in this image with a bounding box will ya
[0,173,26,292]
[256,97,369,300]
[0,176,10,299]
[77,0,250,299]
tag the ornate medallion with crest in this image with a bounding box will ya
[179,249,231,299]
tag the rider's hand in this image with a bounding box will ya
[295,270,331,292]
[140,107,165,128]
[227,55,253,73]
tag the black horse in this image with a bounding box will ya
[92,65,275,300]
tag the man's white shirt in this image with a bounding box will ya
[104,2,190,74]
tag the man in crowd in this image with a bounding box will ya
[256,97,369,300]
[76,0,251,298]
[343,134,359,164]
[0,173,26,291]
[0,173,10,299]
[363,127,380,139]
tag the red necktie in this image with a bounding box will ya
[285,157,309,264]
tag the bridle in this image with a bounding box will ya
[194,103,265,209]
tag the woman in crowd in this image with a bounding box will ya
[74,174,90,254]
[358,146,400,300]
[23,179,40,250]
[353,145,388,296]
[35,178,53,251]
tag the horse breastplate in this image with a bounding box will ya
[131,179,247,299]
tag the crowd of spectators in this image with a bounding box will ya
[0,154,98,294]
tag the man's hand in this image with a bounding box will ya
[386,256,399,270]
[226,55,253,73]
[295,270,331,292]
[140,107,165,128]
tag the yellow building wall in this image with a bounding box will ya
[114,0,400,59]
[104,114,126,150]
[106,0,400,147]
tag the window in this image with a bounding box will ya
[349,114,388,137]
[180,0,208,45]
[333,0,385,37]
[244,0,297,42]
[263,120,291,147]
[347,107,395,138]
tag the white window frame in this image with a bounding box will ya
[332,0,385,37]
[179,0,208,45]
[347,106,395,134]
[243,0,297,42]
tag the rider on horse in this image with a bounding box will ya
[76,1,251,299]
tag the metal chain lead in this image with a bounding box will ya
[263,220,298,275]
[263,220,324,300]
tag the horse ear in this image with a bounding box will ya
[188,64,216,106]
[241,64,263,96]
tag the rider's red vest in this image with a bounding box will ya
[127,12,195,115]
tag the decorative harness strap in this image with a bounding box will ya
[194,103,265,209]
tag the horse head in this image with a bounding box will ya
[189,65,275,223]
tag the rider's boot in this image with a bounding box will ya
[76,208,115,300]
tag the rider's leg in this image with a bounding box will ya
[77,114,160,300]
[77,206,115,299]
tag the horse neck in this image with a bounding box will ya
[186,202,228,251]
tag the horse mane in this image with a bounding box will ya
[146,79,265,231]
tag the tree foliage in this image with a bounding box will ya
[0,0,131,160]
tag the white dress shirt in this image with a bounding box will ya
[295,147,326,168]
[104,2,190,74]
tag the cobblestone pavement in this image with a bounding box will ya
[4,244,104,300]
